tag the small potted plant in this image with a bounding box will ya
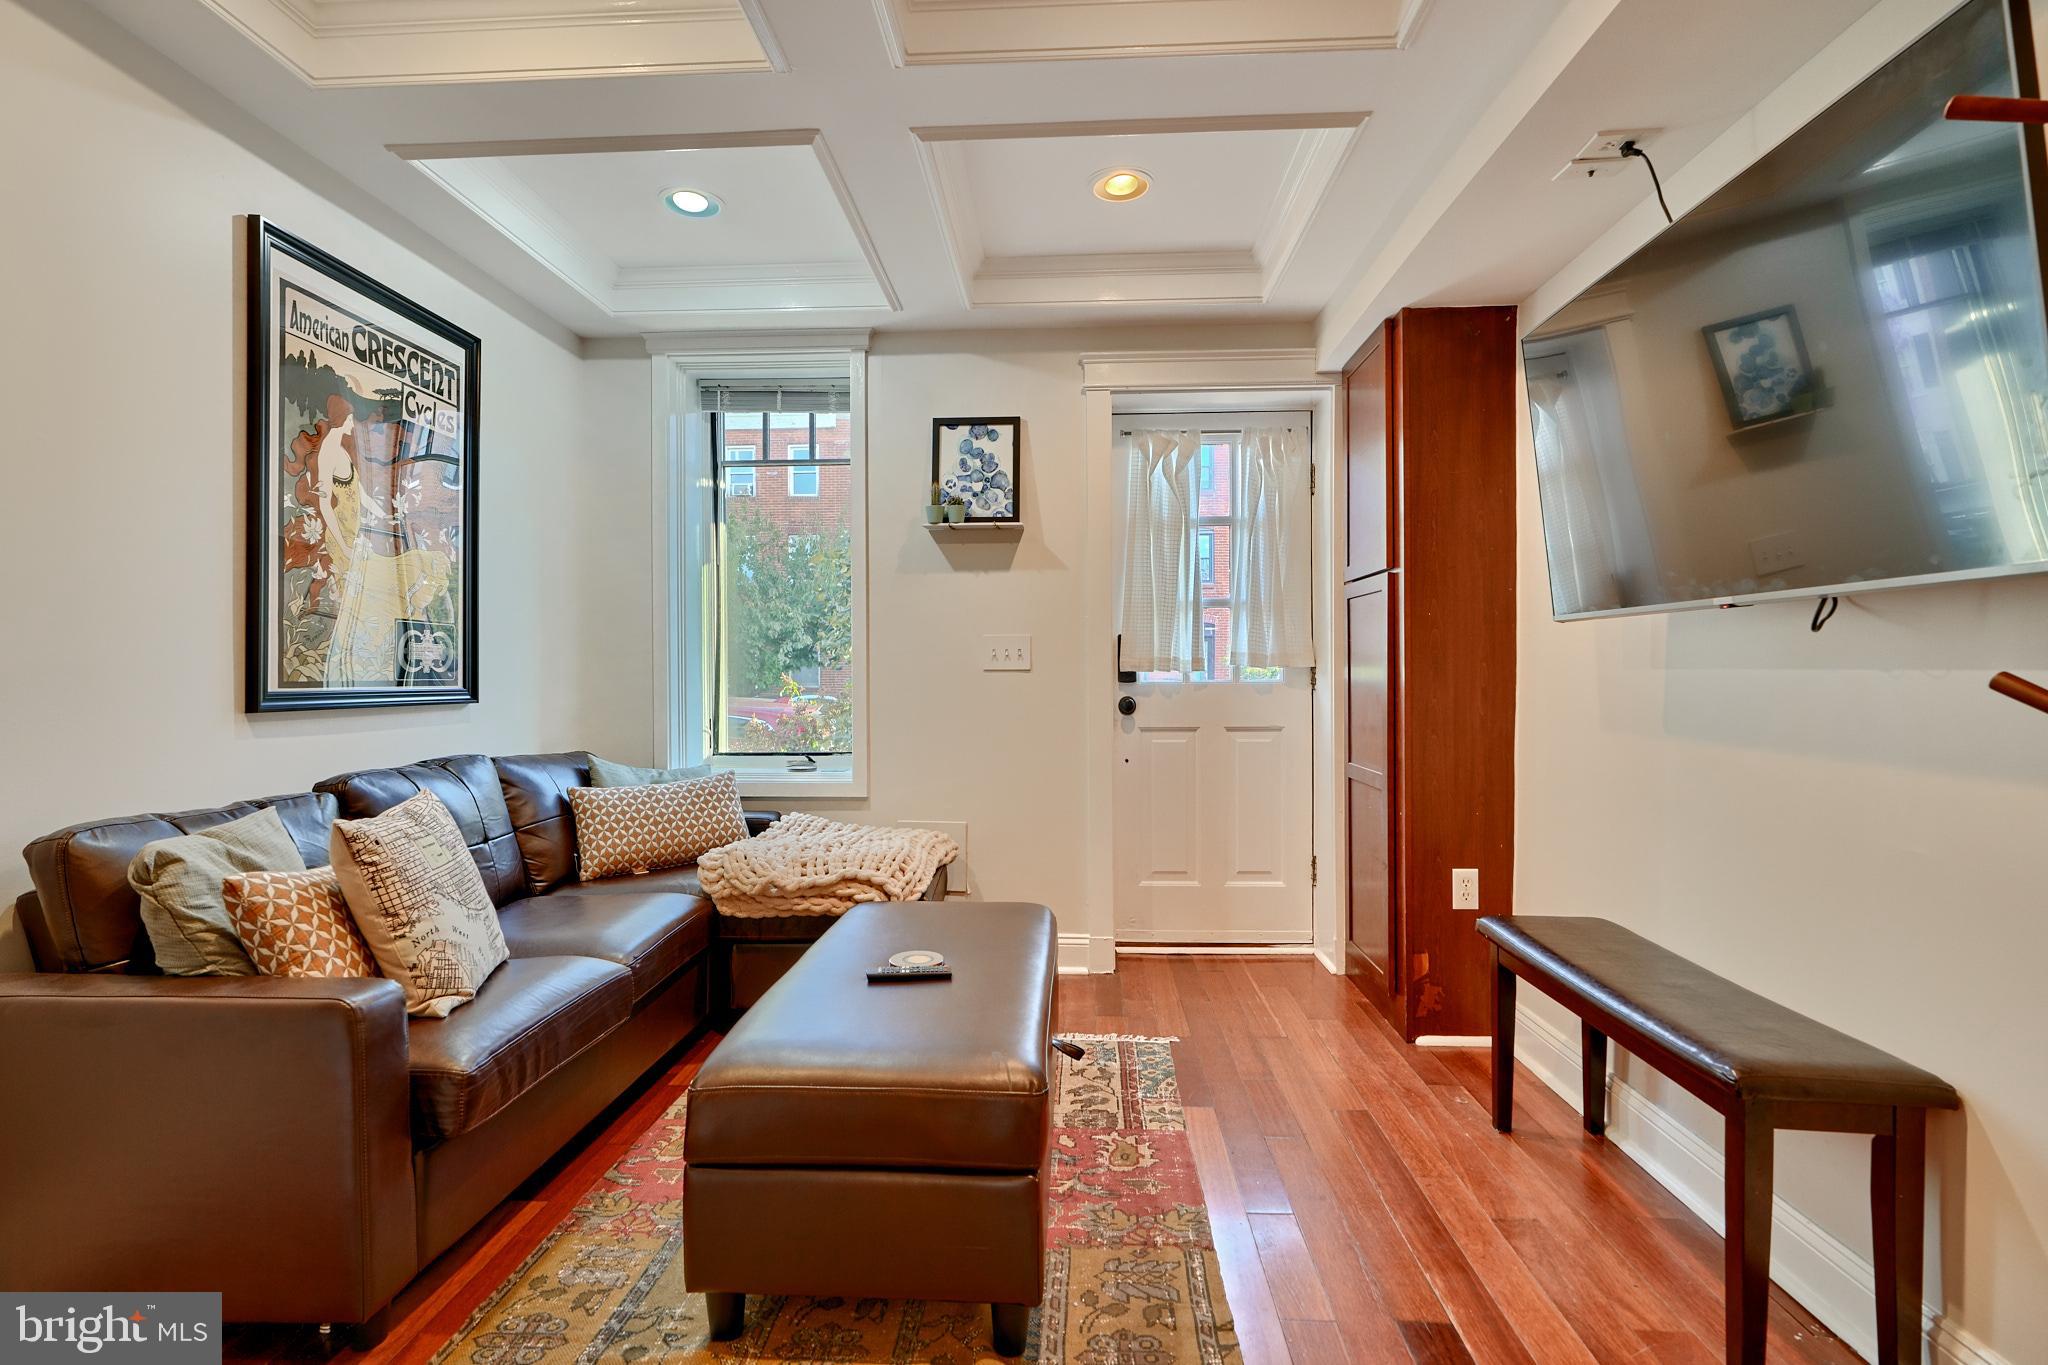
[945,495,968,524]
[924,482,945,525]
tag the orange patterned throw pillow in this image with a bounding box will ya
[569,771,748,880]
[223,869,378,979]
[330,791,509,1018]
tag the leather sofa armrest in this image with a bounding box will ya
[744,809,781,837]
[0,973,417,1325]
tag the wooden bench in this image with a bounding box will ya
[1477,916,1959,1365]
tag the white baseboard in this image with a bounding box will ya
[1114,944,1317,957]
[1512,1005,2006,1365]
[1415,1034,1489,1048]
[1058,932,1114,975]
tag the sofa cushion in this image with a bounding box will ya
[224,869,377,979]
[332,793,510,1019]
[569,773,746,880]
[21,792,337,974]
[589,754,714,787]
[127,807,307,977]
[579,865,702,898]
[493,751,591,898]
[406,955,633,1141]
[315,755,524,907]
[498,889,711,1003]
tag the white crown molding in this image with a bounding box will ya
[1078,349,1328,392]
[913,116,1365,310]
[197,0,773,86]
[642,329,874,357]
[401,133,896,322]
[1512,1003,2011,1365]
[874,0,1414,65]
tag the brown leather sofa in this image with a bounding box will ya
[0,750,774,1340]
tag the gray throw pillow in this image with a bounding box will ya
[589,754,716,788]
[128,806,307,976]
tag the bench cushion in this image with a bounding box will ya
[1478,916,1959,1109]
[686,902,1056,1172]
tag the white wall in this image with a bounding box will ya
[1513,1,2048,1358]
[582,324,1313,952]
[0,2,643,967]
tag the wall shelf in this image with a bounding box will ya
[923,520,1022,531]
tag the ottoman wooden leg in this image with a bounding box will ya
[705,1292,745,1341]
[991,1303,1031,1357]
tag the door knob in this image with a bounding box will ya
[1118,696,1137,716]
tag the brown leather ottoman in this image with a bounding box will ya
[683,901,1056,1356]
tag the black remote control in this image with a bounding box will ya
[866,963,954,983]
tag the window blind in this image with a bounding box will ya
[698,379,852,414]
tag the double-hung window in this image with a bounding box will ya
[662,356,867,795]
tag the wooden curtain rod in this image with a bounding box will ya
[1990,672,2048,714]
[1945,94,2048,124]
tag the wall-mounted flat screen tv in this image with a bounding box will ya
[1522,0,2048,619]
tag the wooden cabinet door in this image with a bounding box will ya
[1343,331,1390,581]
[1345,576,1393,986]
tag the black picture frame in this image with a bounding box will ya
[1701,305,1817,429]
[246,216,481,711]
[930,416,1022,524]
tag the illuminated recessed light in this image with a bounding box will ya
[1092,168,1151,203]
[663,188,721,218]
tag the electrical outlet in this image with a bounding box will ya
[1576,128,1660,160]
[1749,531,1805,576]
[1452,868,1479,911]
[983,634,1032,671]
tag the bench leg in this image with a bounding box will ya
[1490,956,1516,1133]
[990,1303,1031,1357]
[1724,1104,1775,1365]
[1580,1021,1609,1137]
[705,1292,745,1341]
[1871,1108,1926,1365]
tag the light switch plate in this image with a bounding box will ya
[1749,531,1804,576]
[983,634,1031,670]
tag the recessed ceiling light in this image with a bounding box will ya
[1092,168,1151,203]
[663,188,721,218]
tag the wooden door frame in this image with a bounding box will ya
[1080,351,1344,975]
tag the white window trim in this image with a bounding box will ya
[727,468,757,496]
[727,444,758,462]
[649,334,869,798]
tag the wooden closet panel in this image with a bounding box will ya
[1343,332,1390,581]
[1391,306,1518,1040]
[1344,577,1392,987]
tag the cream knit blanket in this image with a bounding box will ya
[697,812,959,918]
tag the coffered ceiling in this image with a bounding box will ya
[69,0,1891,357]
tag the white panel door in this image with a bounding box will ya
[1113,416,1314,944]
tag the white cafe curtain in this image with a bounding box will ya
[1116,428,1200,674]
[1230,423,1312,670]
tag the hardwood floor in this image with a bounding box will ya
[226,956,1864,1364]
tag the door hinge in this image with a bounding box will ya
[1311,855,1319,887]
[1309,665,1318,690]
[1309,465,1317,497]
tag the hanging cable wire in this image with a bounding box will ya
[1620,139,1673,224]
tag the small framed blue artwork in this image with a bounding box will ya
[933,417,1021,523]
[1702,306,1816,429]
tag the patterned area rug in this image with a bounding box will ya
[431,1035,1238,1365]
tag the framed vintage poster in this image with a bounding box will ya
[247,217,480,711]
[931,417,1021,523]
